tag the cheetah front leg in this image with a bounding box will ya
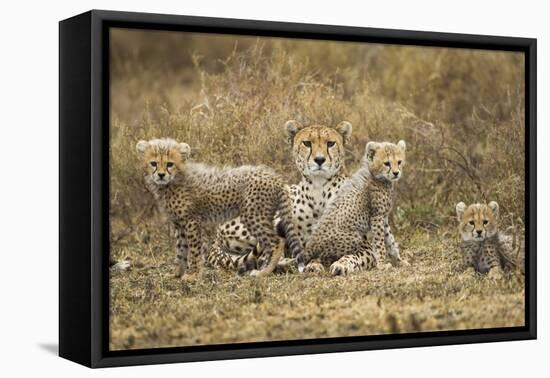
[174,226,188,278]
[383,218,408,267]
[482,248,503,279]
[461,249,477,274]
[371,215,388,263]
[183,219,205,276]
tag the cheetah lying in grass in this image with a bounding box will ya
[455,201,520,278]
[136,138,303,278]
[297,140,408,275]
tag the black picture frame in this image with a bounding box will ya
[59,9,537,368]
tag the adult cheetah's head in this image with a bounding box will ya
[364,140,406,182]
[456,202,499,241]
[136,138,190,186]
[286,120,352,180]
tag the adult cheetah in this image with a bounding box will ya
[207,120,353,271]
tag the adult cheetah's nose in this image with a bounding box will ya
[314,156,326,166]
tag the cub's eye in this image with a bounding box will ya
[483,220,488,225]
[469,220,475,225]
[166,162,174,168]
[327,141,336,148]
[150,161,157,167]
[384,161,391,167]
[398,160,402,165]
[302,141,312,148]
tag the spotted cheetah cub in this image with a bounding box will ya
[136,138,303,278]
[297,140,407,275]
[455,201,518,278]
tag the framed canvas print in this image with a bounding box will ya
[59,10,536,368]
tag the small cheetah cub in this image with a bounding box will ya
[297,140,407,275]
[136,138,303,278]
[455,201,519,278]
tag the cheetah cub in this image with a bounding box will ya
[136,138,303,278]
[297,140,407,275]
[455,201,519,278]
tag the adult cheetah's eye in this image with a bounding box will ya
[398,160,402,165]
[166,162,174,168]
[483,219,488,225]
[384,161,391,167]
[469,220,475,225]
[302,141,312,148]
[327,141,336,148]
[150,161,157,167]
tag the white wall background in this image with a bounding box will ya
[0,0,546,375]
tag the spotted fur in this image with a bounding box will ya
[209,121,353,270]
[298,140,407,276]
[456,201,519,277]
[136,138,302,277]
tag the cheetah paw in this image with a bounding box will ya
[488,269,503,280]
[174,265,185,278]
[249,270,259,277]
[399,259,411,267]
[110,260,131,272]
[304,262,325,273]
[181,272,199,283]
[329,263,349,276]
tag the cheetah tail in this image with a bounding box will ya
[207,240,237,270]
[250,239,284,277]
[277,188,304,260]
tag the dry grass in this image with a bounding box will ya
[109,29,526,350]
[110,230,524,350]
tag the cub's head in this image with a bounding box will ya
[455,201,499,241]
[364,140,406,182]
[286,120,352,180]
[136,138,190,186]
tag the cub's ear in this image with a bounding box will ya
[488,201,499,217]
[365,141,380,162]
[136,140,149,156]
[179,143,191,160]
[335,121,353,144]
[285,120,303,144]
[397,140,406,151]
[455,202,466,221]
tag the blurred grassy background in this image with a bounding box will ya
[109,28,525,350]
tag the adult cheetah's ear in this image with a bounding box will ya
[455,202,466,221]
[397,140,406,151]
[365,141,380,162]
[488,201,499,218]
[285,120,303,144]
[179,143,191,160]
[136,140,149,157]
[335,121,353,145]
